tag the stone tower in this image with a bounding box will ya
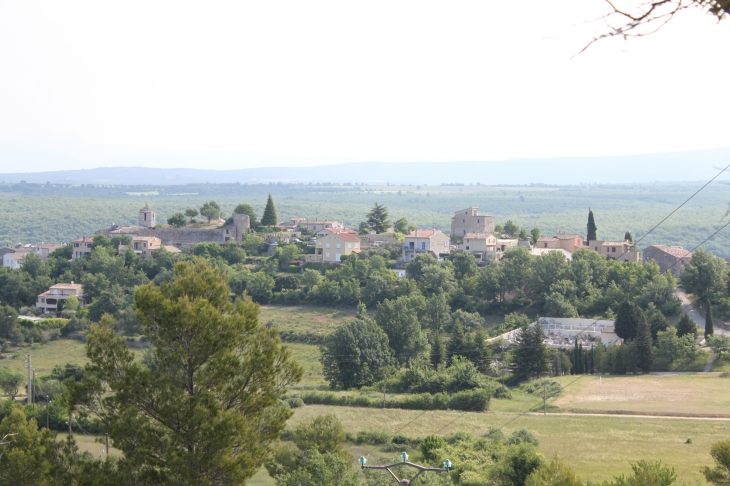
[139,205,156,228]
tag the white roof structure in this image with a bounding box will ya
[490,317,621,348]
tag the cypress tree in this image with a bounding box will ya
[260,194,278,227]
[677,313,698,339]
[624,231,633,243]
[705,299,715,337]
[587,209,597,241]
[635,317,654,373]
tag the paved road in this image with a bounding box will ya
[675,288,730,337]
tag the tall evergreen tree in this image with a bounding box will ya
[366,203,390,234]
[430,332,445,368]
[70,260,303,484]
[587,209,597,241]
[706,299,715,337]
[260,194,278,226]
[472,330,491,372]
[635,317,654,372]
[624,231,633,243]
[512,321,549,380]
[614,301,645,341]
[446,321,467,365]
[648,312,669,343]
[677,313,698,339]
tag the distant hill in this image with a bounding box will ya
[1,147,728,185]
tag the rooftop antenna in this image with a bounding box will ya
[359,453,452,485]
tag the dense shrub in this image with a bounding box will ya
[298,389,490,412]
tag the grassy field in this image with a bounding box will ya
[290,404,728,484]
[0,339,89,376]
[552,374,730,416]
[259,305,357,338]
[285,342,327,389]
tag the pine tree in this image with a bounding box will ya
[615,301,645,341]
[446,321,467,365]
[677,313,698,339]
[705,299,715,337]
[472,330,491,372]
[260,194,278,227]
[512,321,549,380]
[366,203,390,234]
[430,332,445,368]
[648,312,669,343]
[635,317,654,372]
[624,231,633,243]
[587,209,597,241]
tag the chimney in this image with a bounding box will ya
[71,281,74,285]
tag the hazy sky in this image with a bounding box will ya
[1,0,729,172]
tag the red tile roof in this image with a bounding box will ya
[553,234,583,240]
[537,236,558,242]
[331,233,361,242]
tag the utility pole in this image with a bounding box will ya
[32,369,36,410]
[26,355,31,406]
[359,453,452,485]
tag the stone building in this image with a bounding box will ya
[139,205,156,228]
[97,207,250,247]
[587,240,641,263]
[450,207,495,239]
[643,245,692,278]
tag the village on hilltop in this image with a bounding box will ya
[0,202,694,323]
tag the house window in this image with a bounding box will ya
[354,243,358,248]
[463,230,466,235]
[317,242,321,246]
[544,243,547,248]
[421,242,426,250]
[462,219,465,223]
[325,252,330,258]
[347,243,352,248]
[477,219,480,223]
[466,246,470,250]
[336,243,341,249]
[326,243,330,248]
[409,242,414,249]
[612,247,616,253]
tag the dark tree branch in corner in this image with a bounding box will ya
[579,0,729,54]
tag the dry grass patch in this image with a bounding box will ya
[553,374,730,416]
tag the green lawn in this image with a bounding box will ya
[0,339,89,377]
[552,374,730,416]
[290,404,728,484]
[285,342,327,389]
[259,305,357,338]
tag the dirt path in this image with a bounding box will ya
[527,412,730,421]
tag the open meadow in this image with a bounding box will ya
[290,405,730,484]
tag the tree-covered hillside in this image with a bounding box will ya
[1,181,730,255]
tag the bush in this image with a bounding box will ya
[299,389,490,412]
[285,396,305,408]
[493,386,513,399]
